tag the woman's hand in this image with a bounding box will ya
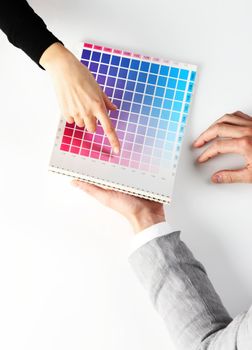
[193,111,252,183]
[40,43,120,154]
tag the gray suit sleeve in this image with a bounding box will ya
[129,231,252,349]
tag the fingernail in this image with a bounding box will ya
[213,175,222,183]
[113,146,120,154]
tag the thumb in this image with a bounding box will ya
[102,92,117,110]
[212,168,252,184]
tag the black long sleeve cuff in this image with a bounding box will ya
[0,0,63,68]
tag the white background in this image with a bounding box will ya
[0,1,252,349]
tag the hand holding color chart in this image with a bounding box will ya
[49,42,197,203]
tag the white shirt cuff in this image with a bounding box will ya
[129,221,179,256]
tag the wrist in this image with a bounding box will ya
[128,208,165,234]
[39,42,72,71]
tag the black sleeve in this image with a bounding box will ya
[0,0,63,68]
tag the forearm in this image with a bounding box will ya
[129,231,234,349]
[0,0,62,66]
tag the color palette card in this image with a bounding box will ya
[49,42,197,203]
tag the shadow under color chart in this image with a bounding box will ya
[60,43,196,176]
[50,42,197,202]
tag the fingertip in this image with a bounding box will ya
[193,140,204,148]
[197,155,205,163]
[106,101,117,111]
[76,121,85,128]
[111,103,118,110]
[212,173,223,183]
[66,117,75,124]
[87,126,96,133]
[113,146,120,154]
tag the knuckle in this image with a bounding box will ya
[244,127,252,136]
[105,124,115,135]
[219,113,230,122]
[94,99,104,110]
[214,123,222,133]
[239,136,252,149]
[215,139,222,146]
[240,127,249,137]
[225,174,234,183]
[214,139,223,149]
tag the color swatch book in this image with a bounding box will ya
[49,42,197,203]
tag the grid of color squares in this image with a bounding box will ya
[60,43,196,174]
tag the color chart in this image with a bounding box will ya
[49,42,197,203]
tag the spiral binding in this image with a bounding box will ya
[49,165,170,204]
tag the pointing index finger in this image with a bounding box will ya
[97,107,120,154]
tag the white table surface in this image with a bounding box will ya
[0,1,252,349]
